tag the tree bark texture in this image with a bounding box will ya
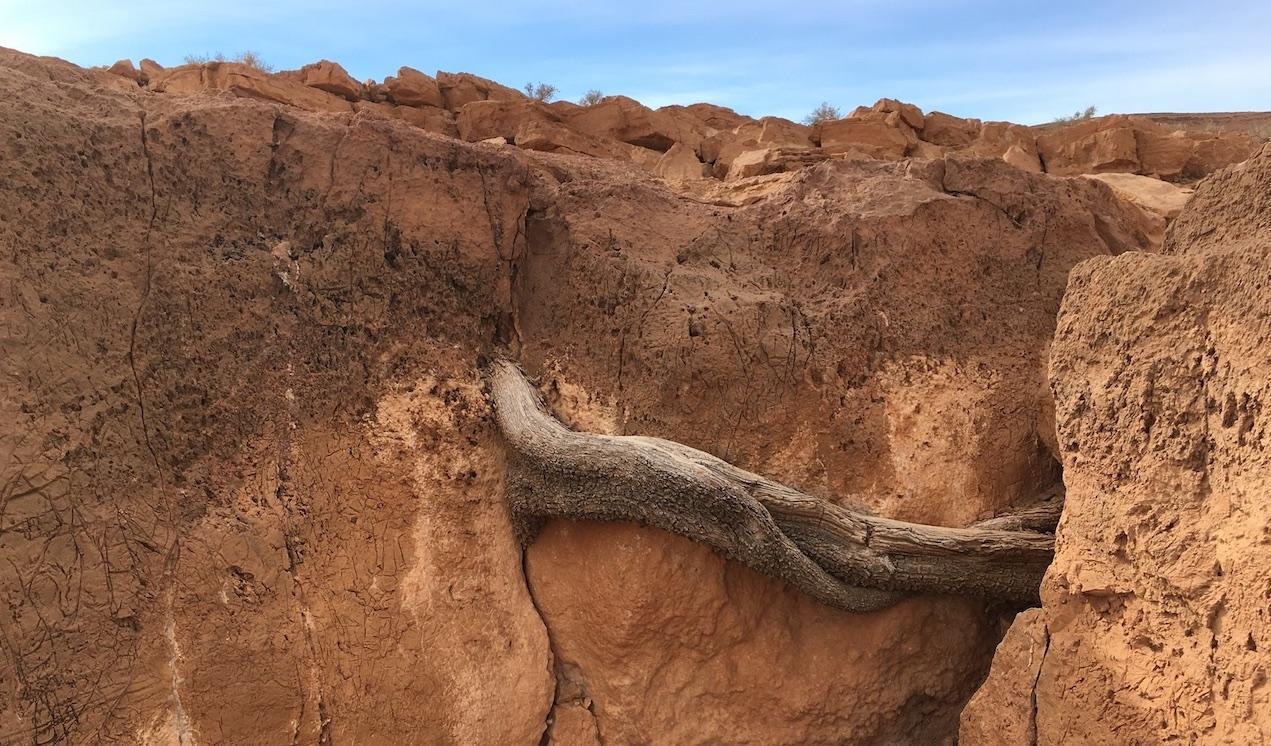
[489,359,1059,612]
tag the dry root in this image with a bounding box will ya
[490,359,1058,612]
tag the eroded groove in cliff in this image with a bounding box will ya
[489,359,1058,612]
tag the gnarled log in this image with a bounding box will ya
[490,359,1057,612]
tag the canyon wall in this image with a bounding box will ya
[0,49,554,744]
[962,146,1271,744]
[1,46,1265,744]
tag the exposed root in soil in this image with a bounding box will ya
[489,359,1060,611]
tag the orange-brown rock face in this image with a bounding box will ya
[959,609,1048,744]
[0,48,552,744]
[963,146,1271,745]
[529,522,996,744]
[4,43,1265,745]
[508,152,1152,741]
[1035,115,1261,182]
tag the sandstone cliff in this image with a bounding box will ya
[961,145,1271,745]
[1,46,1266,745]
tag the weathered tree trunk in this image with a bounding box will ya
[489,359,1058,612]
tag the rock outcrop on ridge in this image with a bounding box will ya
[96,55,1266,189]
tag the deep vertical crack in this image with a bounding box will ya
[128,110,161,482]
[521,549,561,746]
[1028,623,1051,746]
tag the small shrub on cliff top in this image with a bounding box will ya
[523,82,557,101]
[183,51,274,73]
[579,89,605,106]
[1052,105,1098,124]
[802,102,841,125]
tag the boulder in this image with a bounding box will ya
[653,142,708,181]
[922,111,981,147]
[726,147,777,179]
[436,71,526,111]
[382,66,443,108]
[704,117,813,177]
[513,118,630,159]
[1035,117,1141,175]
[107,58,142,84]
[871,97,925,130]
[965,121,1041,169]
[817,118,912,159]
[1132,127,1195,181]
[725,146,826,180]
[353,101,458,137]
[675,102,753,132]
[566,95,700,152]
[547,99,583,118]
[148,61,354,113]
[1001,144,1042,172]
[1083,172,1192,220]
[283,60,362,101]
[909,140,947,159]
[624,144,664,170]
[456,99,560,142]
[1080,172,1193,251]
[754,116,813,148]
[138,58,164,81]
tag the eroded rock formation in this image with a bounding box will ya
[961,146,1271,744]
[1,44,1267,744]
[0,48,552,744]
[90,53,1267,189]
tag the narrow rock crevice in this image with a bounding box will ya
[520,550,562,746]
[1028,622,1052,746]
[128,109,162,482]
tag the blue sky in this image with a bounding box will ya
[3,1,1269,124]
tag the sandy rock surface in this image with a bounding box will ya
[964,145,1271,745]
[959,609,1048,745]
[2,43,1267,745]
[511,152,1151,740]
[0,48,552,744]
